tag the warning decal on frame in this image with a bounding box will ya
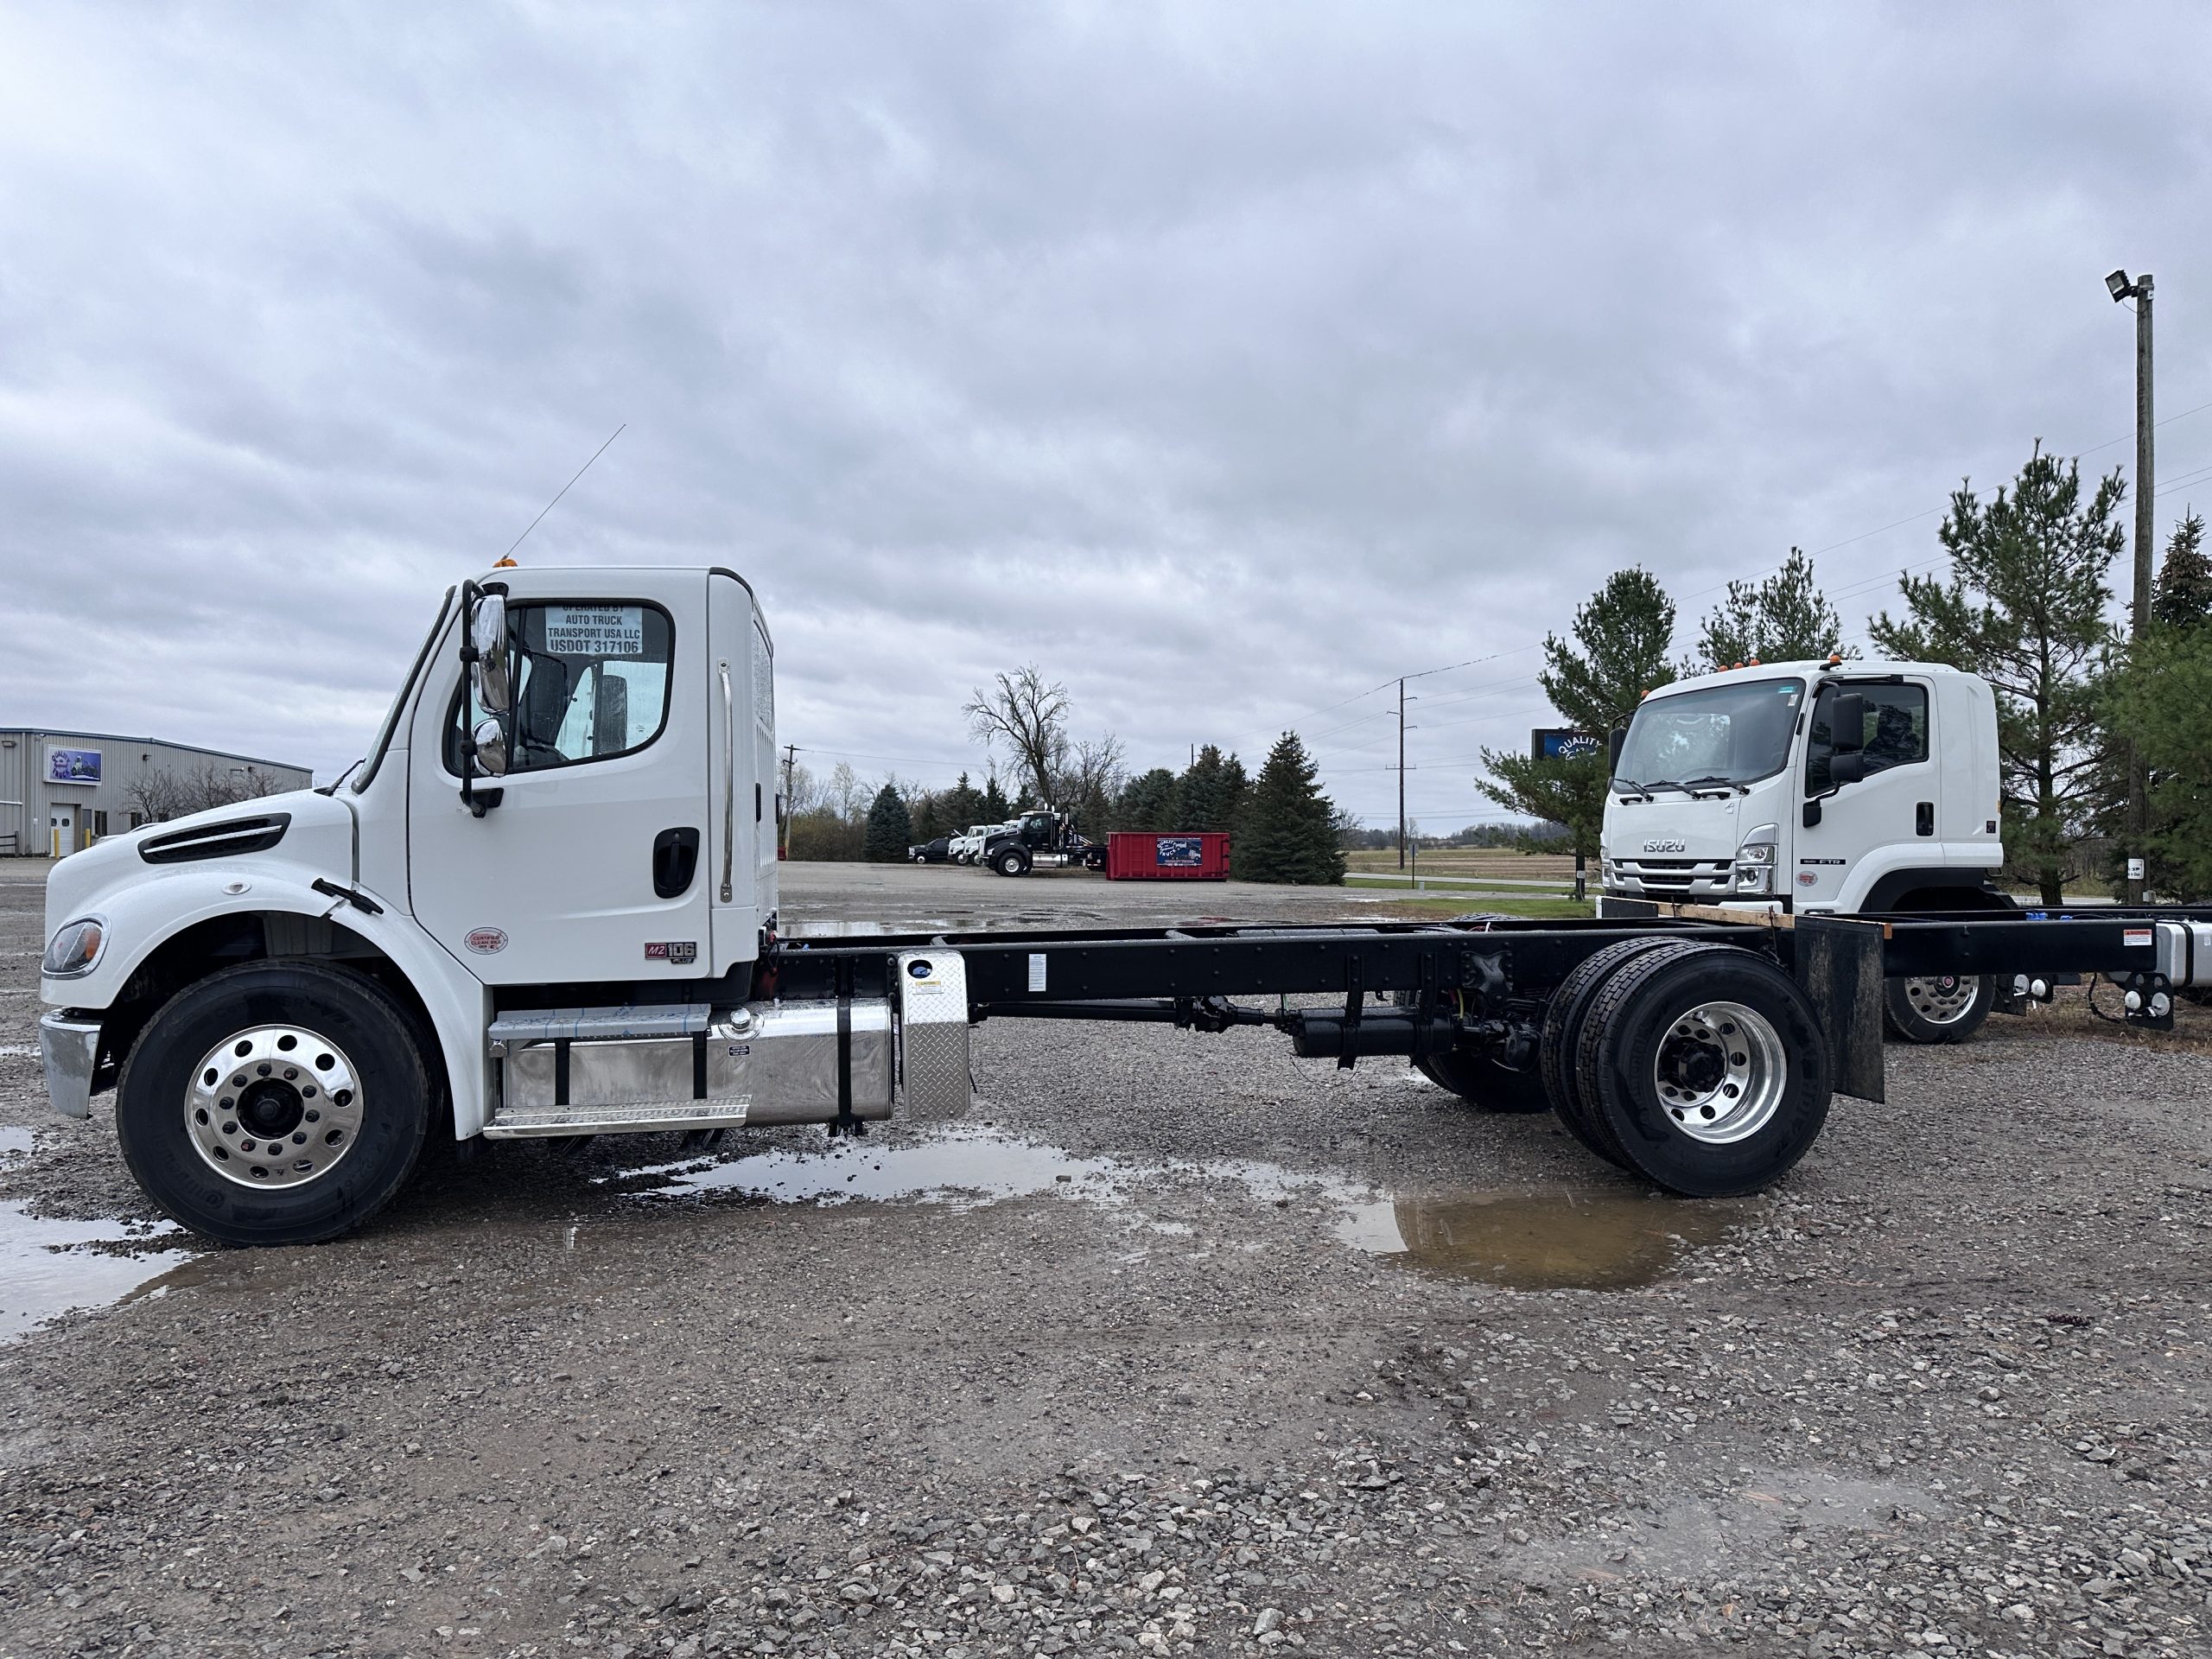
[1027,953,1048,993]
[545,605,645,658]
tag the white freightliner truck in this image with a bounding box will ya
[35,569,2212,1246]
[1599,658,2013,1043]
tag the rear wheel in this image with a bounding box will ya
[117,961,431,1245]
[1884,974,1993,1044]
[1540,938,1697,1167]
[1578,946,1831,1197]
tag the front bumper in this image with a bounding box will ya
[39,1009,102,1119]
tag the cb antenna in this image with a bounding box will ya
[497,423,626,564]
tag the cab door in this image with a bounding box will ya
[406,570,713,986]
[1793,677,1935,910]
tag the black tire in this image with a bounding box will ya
[1387,989,1548,1112]
[1414,1050,1552,1112]
[1580,945,1831,1197]
[992,846,1031,876]
[1539,937,1691,1167]
[116,961,432,1246]
[1882,974,1993,1044]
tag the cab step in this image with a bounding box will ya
[481,1099,754,1139]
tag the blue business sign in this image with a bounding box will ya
[1530,728,1601,761]
[47,747,102,785]
[1156,836,1203,868]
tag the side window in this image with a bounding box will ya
[450,601,675,773]
[1806,683,1929,796]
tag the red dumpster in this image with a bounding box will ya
[1105,831,1231,880]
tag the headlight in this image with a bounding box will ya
[42,916,107,979]
[1736,843,1777,866]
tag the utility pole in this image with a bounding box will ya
[779,743,801,861]
[2108,268,2154,903]
[1396,678,1407,871]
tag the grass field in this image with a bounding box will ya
[1344,848,1579,881]
[1362,893,1596,921]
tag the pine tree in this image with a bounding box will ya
[2152,512,2212,631]
[1695,547,1850,670]
[980,773,1011,823]
[2106,626,2212,899]
[1114,768,1180,830]
[862,785,913,862]
[1478,568,1678,858]
[1870,443,2123,906]
[1232,733,1345,885]
[1175,745,1249,832]
[938,772,984,832]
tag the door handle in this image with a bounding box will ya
[653,828,701,899]
[718,659,734,901]
[1915,801,1935,837]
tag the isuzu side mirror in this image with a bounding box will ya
[1827,691,1867,787]
[1607,728,1627,774]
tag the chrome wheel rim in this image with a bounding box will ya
[185,1026,365,1188]
[1901,975,1980,1026]
[1651,1000,1786,1144]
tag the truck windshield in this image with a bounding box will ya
[1612,677,1805,792]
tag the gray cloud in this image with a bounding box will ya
[3,3,2207,826]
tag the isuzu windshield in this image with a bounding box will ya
[1611,677,1805,792]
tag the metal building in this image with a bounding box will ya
[0,729,314,858]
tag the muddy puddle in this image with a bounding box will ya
[1338,1186,1747,1290]
[615,1127,1747,1292]
[0,1127,200,1341]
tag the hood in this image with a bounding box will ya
[43,787,356,938]
[1600,772,1793,864]
[1602,791,1744,862]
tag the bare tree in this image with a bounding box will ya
[126,764,287,824]
[1048,732,1127,835]
[964,665,1070,806]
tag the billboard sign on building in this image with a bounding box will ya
[1529,728,1601,762]
[47,747,102,785]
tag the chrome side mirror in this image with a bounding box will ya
[469,591,512,716]
[469,716,509,779]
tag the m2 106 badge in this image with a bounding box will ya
[645,941,699,964]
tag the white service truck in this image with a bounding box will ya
[36,570,2212,1247]
[1600,658,2017,1043]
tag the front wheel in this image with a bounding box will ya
[992,846,1032,876]
[1884,974,1993,1044]
[116,962,432,1245]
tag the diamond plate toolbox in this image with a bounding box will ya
[895,949,972,1117]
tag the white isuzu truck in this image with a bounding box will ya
[1599,658,2016,1044]
[36,570,2212,1247]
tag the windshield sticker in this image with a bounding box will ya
[544,605,645,658]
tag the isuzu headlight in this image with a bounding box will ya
[42,916,107,979]
[1733,830,1778,894]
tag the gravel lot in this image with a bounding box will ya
[3,859,2209,1659]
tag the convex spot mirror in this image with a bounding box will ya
[470,716,509,779]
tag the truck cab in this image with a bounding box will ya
[36,566,968,1244]
[1599,658,2007,1038]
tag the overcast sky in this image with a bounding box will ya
[4,4,2209,827]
